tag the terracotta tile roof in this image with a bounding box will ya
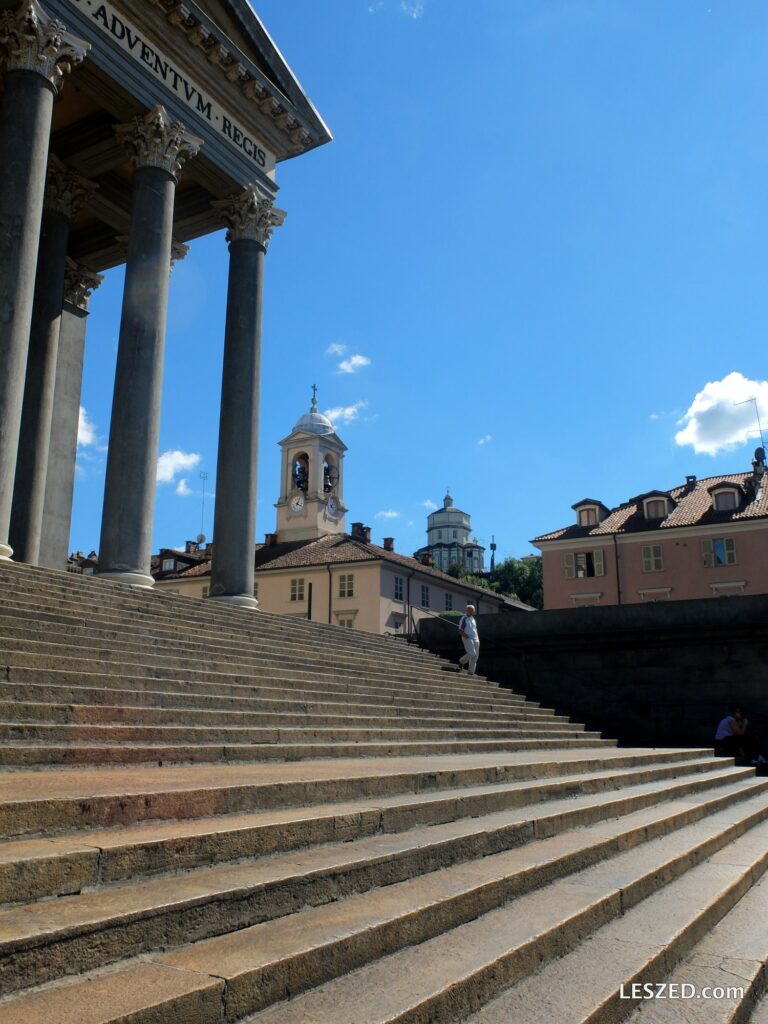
[533,472,768,543]
[157,533,508,604]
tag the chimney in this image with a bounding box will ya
[383,537,394,552]
[264,532,277,546]
[351,523,371,543]
[363,526,371,543]
[185,540,198,553]
[685,475,697,486]
[420,552,432,566]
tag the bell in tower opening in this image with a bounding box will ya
[293,453,309,492]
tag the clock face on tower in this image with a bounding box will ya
[326,496,338,517]
[289,493,305,513]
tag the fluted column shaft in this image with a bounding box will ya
[97,106,200,586]
[209,187,285,607]
[10,160,95,563]
[0,1,88,561]
[39,261,102,570]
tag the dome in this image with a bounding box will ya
[293,410,334,435]
[292,391,334,435]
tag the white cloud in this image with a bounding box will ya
[401,1,424,17]
[674,372,768,456]
[77,406,97,447]
[157,450,201,483]
[323,400,367,426]
[176,478,192,496]
[649,413,660,421]
[338,353,371,375]
[420,499,438,510]
[407,520,415,527]
[325,342,346,356]
[477,434,493,446]
[375,509,400,519]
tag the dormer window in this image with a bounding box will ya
[578,507,598,527]
[713,489,738,512]
[161,558,175,571]
[644,498,667,520]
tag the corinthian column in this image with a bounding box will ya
[97,106,201,587]
[10,157,96,564]
[0,0,88,561]
[209,186,286,607]
[39,260,103,571]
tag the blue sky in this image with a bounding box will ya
[72,0,768,562]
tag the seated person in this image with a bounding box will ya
[715,703,765,765]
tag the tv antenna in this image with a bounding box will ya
[199,471,209,539]
[735,397,767,451]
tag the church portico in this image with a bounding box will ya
[0,0,330,595]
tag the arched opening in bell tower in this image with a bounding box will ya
[293,452,309,492]
[323,454,339,494]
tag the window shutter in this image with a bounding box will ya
[564,552,575,579]
[725,537,736,563]
[702,539,714,567]
[593,549,605,577]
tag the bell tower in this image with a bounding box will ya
[275,388,348,541]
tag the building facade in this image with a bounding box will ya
[153,398,525,631]
[0,0,330,612]
[533,455,768,610]
[413,493,485,574]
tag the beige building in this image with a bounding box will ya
[154,396,525,631]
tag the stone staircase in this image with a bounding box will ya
[0,561,766,1023]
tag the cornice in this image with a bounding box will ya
[144,0,329,158]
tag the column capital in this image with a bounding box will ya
[212,185,286,249]
[170,240,190,270]
[0,1,89,92]
[63,257,103,311]
[114,105,202,181]
[44,156,97,220]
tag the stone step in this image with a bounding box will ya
[0,720,591,746]
[621,869,768,1023]
[0,642,499,696]
[2,667,534,717]
[0,766,761,999]
[0,734,612,767]
[0,698,567,730]
[3,776,763,1023]
[0,680,549,722]
[462,811,768,1024]
[0,630,476,689]
[0,612,452,677]
[0,749,707,836]
[0,566,445,661]
[0,756,733,903]
[239,797,768,1024]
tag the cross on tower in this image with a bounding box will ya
[310,383,318,411]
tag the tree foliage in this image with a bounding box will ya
[490,556,543,609]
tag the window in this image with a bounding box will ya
[83,567,94,576]
[452,530,457,539]
[642,544,663,572]
[339,573,354,598]
[337,615,355,628]
[564,550,605,579]
[713,490,738,511]
[421,584,430,607]
[437,530,442,539]
[445,592,453,611]
[578,508,598,526]
[253,582,259,599]
[645,499,667,519]
[394,576,403,602]
[702,538,736,567]
[161,558,175,571]
[202,586,209,598]
[290,578,305,601]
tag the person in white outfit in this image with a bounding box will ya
[458,604,480,675]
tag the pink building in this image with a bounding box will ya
[532,455,768,609]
